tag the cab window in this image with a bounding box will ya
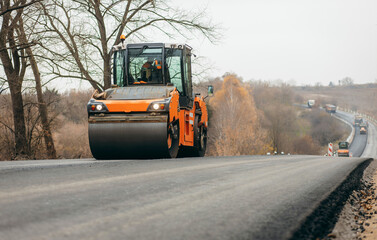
[184,53,193,97]
[113,50,125,86]
[165,49,183,93]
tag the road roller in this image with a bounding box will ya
[87,41,211,159]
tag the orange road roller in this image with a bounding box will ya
[87,41,212,159]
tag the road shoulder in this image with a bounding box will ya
[329,159,377,239]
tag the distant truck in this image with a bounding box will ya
[360,123,367,134]
[307,100,315,108]
[325,104,337,113]
[337,141,350,157]
[354,115,363,127]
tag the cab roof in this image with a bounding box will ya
[113,42,192,51]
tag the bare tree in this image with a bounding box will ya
[292,135,320,155]
[18,7,57,159]
[0,0,41,16]
[251,84,296,154]
[38,0,218,91]
[339,77,354,86]
[0,0,58,159]
[263,105,296,154]
[0,0,30,157]
[304,110,344,146]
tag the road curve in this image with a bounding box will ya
[334,111,368,157]
[0,156,371,240]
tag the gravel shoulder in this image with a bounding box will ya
[328,159,377,239]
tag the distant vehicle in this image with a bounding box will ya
[337,142,350,157]
[360,123,367,134]
[354,115,363,127]
[360,122,368,128]
[325,104,337,113]
[307,100,315,108]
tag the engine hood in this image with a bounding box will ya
[105,86,175,100]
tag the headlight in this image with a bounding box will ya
[87,100,108,113]
[152,103,161,110]
[148,99,170,112]
[96,104,103,111]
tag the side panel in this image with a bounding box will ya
[177,96,208,147]
[179,109,195,146]
[196,96,208,128]
[169,90,180,122]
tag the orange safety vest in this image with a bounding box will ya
[134,81,147,84]
[154,60,162,69]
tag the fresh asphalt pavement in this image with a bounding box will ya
[0,109,372,240]
[0,154,371,240]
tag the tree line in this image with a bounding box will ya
[202,74,347,156]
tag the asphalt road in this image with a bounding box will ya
[334,111,368,157]
[0,109,372,240]
[362,120,377,158]
[0,155,371,240]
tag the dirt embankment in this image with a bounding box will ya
[328,160,377,240]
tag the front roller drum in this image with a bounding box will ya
[89,119,179,159]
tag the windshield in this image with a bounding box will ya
[113,47,185,90]
[339,142,348,149]
[127,47,163,85]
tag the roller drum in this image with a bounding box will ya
[89,117,170,159]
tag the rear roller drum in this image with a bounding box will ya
[177,116,207,158]
[193,115,207,157]
[167,122,179,158]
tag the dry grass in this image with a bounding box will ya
[53,90,93,159]
[0,90,93,160]
[54,121,92,159]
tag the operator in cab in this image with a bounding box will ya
[140,57,153,83]
[138,57,162,84]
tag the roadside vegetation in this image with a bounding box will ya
[199,75,347,157]
[0,89,92,160]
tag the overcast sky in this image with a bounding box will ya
[165,0,377,86]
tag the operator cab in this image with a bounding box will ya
[112,43,194,108]
[338,142,349,149]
